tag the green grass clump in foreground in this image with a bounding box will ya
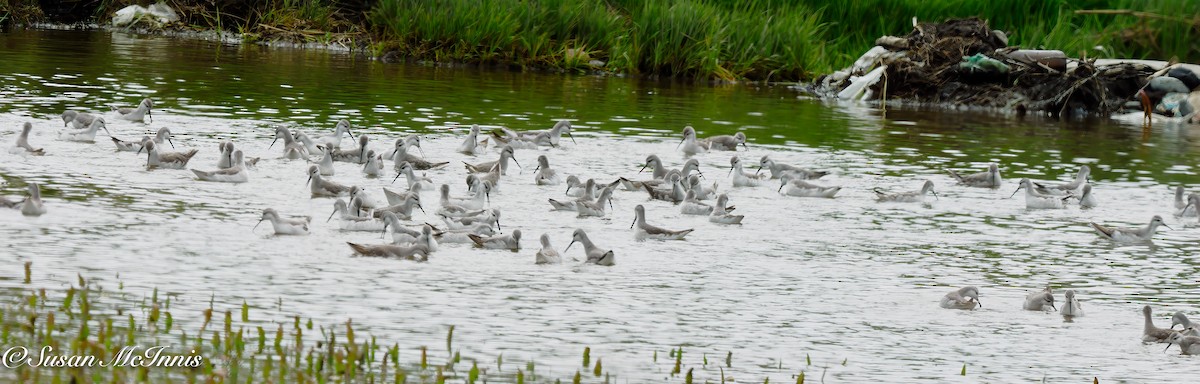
[368,0,1200,82]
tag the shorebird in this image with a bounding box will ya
[939,286,981,310]
[779,174,841,198]
[535,233,562,264]
[680,190,715,215]
[315,119,355,148]
[708,194,743,224]
[1077,183,1098,208]
[1175,189,1198,217]
[191,150,248,183]
[306,165,351,197]
[1171,312,1194,331]
[111,135,150,152]
[643,174,686,203]
[704,132,747,151]
[383,185,423,206]
[381,136,421,160]
[61,110,98,129]
[729,156,767,187]
[687,175,718,200]
[440,182,489,211]
[316,144,336,176]
[0,194,20,209]
[59,117,109,142]
[631,205,693,240]
[565,228,614,266]
[1166,333,1200,355]
[550,179,596,211]
[254,208,310,235]
[948,163,1002,188]
[141,142,198,170]
[1143,305,1178,343]
[677,126,709,155]
[391,138,447,170]
[1032,165,1090,195]
[19,183,46,216]
[1174,186,1190,211]
[565,176,597,197]
[362,150,384,177]
[292,130,322,154]
[1061,290,1084,318]
[392,161,435,189]
[269,127,309,159]
[464,145,518,174]
[534,155,561,185]
[458,124,484,155]
[1091,215,1170,243]
[327,198,385,231]
[330,135,370,163]
[381,211,423,243]
[216,141,234,168]
[575,186,615,218]
[149,127,174,148]
[114,98,153,123]
[617,155,671,191]
[372,194,423,220]
[1022,286,1056,311]
[434,224,496,244]
[346,241,430,261]
[757,156,827,180]
[469,229,521,250]
[350,185,386,210]
[1010,178,1070,209]
[10,122,45,155]
[494,120,576,147]
[442,208,500,231]
[875,180,938,203]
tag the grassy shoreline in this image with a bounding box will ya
[5,1,1199,81]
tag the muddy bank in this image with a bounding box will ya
[801,18,1200,120]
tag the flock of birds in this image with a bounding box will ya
[4,97,1200,354]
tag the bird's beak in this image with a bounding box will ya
[269,137,279,149]
[565,240,576,253]
[638,164,648,173]
[696,170,705,179]
[253,219,263,230]
[932,190,939,200]
[495,217,502,232]
[565,185,572,195]
[167,136,175,149]
[741,142,748,150]
[1163,223,1174,231]
[391,172,402,184]
[418,203,426,214]
[755,168,761,175]
[778,182,785,193]
[306,175,313,186]
[327,208,337,222]
[676,138,684,149]
[1165,342,1174,352]
[1050,303,1057,311]
[567,132,576,144]
[511,157,522,169]
[1008,186,1022,198]
[629,216,636,229]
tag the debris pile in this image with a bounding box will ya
[804,18,1197,118]
[112,2,179,28]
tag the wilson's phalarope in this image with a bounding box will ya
[1022,286,1056,311]
[141,141,198,170]
[254,208,310,235]
[19,183,46,216]
[306,165,351,197]
[11,122,45,155]
[469,229,521,250]
[565,228,614,266]
[948,163,1001,188]
[1091,215,1170,243]
[631,205,693,240]
[1143,305,1178,343]
[757,155,827,180]
[874,180,937,203]
[114,98,153,123]
[191,150,249,183]
[939,286,981,309]
[535,233,563,264]
[60,117,110,142]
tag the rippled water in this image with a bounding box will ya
[2,29,1200,382]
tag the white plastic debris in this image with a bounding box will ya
[112,1,179,27]
[837,65,887,101]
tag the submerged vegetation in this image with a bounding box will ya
[9,0,1200,81]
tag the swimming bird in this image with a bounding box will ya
[631,205,693,240]
[1143,305,1178,343]
[458,124,484,155]
[10,122,45,155]
[191,150,249,183]
[149,127,174,148]
[330,135,370,163]
[779,174,841,198]
[442,208,501,231]
[729,156,767,187]
[1175,189,1198,217]
[315,144,336,176]
[677,126,709,155]
[939,286,981,310]
[757,155,827,180]
[1061,290,1083,318]
[291,130,322,154]
[306,165,351,197]
[141,142,198,170]
[708,194,744,224]
[381,211,423,243]
[565,176,607,197]
[114,98,153,123]
[534,155,561,185]
[434,224,496,244]
[875,180,938,203]
[464,145,519,174]
[381,136,422,160]
[575,186,615,218]
[440,181,489,211]
[642,174,686,203]
[1171,312,1194,331]
[617,155,671,190]
[565,228,614,266]
[392,161,435,189]
[216,141,235,168]
[1010,178,1071,209]
[1032,165,1090,195]
[346,241,430,261]
[391,138,447,170]
[372,194,424,220]
[0,194,20,209]
[59,117,109,142]
[254,208,310,235]
[535,233,562,264]
[1022,286,1056,311]
[350,185,386,210]
[1174,186,1190,211]
[269,127,309,159]
[383,185,424,206]
[60,110,98,129]
[704,132,747,151]
[680,190,715,215]
[19,183,46,216]
[362,150,384,178]
[469,229,521,250]
[315,119,355,148]
[550,179,596,211]
[1091,215,1170,243]
[686,175,718,200]
[327,198,385,231]
[1166,333,1200,355]
[523,120,576,146]
[111,135,151,152]
[1077,183,1098,208]
[948,163,1002,188]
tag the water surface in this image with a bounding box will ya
[2,29,1200,382]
